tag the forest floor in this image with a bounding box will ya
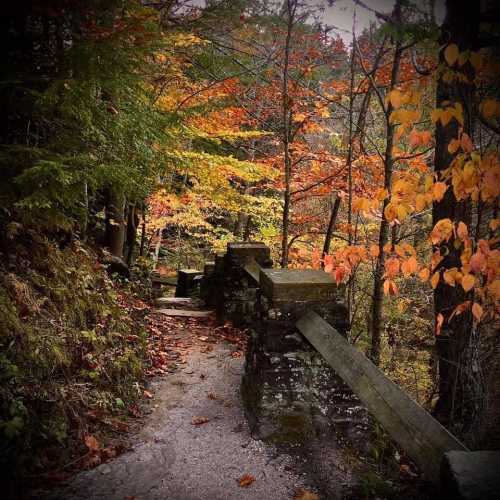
[39,297,428,500]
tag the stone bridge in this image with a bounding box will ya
[175,241,499,500]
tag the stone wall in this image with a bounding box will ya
[241,268,369,444]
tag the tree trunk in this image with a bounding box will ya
[280,0,296,268]
[370,0,403,365]
[125,203,139,266]
[322,196,341,263]
[432,0,480,432]
[139,205,147,257]
[104,191,126,259]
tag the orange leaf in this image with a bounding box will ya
[384,257,401,278]
[472,302,483,322]
[461,273,475,292]
[84,435,100,452]
[401,256,418,277]
[460,133,474,152]
[443,269,457,287]
[430,271,440,289]
[470,251,487,273]
[238,474,256,488]
[432,182,448,202]
[436,313,444,335]
[334,266,347,284]
[369,244,380,258]
[444,43,459,66]
[192,416,210,425]
[294,489,319,500]
[383,279,390,296]
[418,268,430,282]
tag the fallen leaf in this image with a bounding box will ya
[237,473,255,487]
[191,416,210,425]
[84,435,100,452]
[293,488,319,500]
[143,390,154,399]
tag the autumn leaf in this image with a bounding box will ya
[432,182,448,202]
[444,43,459,66]
[461,273,475,292]
[84,435,100,452]
[435,313,444,335]
[472,302,483,322]
[430,271,440,289]
[401,257,418,277]
[293,488,319,500]
[369,244,380,258]
[418,268,430,282]
[456,221,468,240]
[192,416,210,425]
[237,474,255,487]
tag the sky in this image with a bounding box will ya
[191,1,445,43]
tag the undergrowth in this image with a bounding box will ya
[0,232,148,491]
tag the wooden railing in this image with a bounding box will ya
[296,310,468,482]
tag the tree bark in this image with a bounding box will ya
[322,196,341,263]
[370,0,403,365]
[432,0,480,432]
[104,190,126,259]
[280,0,296,268]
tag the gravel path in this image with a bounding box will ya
[46,339,314,500]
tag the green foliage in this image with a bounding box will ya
[0,234,147,480]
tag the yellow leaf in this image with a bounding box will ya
[444,43,459,66]
[461,273,475,292]
[415,194,427,212]
[471,302,483,322]
[431,109,441,123]
[431,271,440,289]
[440,109,453,126]
[389,90,403,109]
[293,112,307,122]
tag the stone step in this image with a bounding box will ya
[152,308,214,318]
[154,297,203,309]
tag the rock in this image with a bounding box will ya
[103,255,130,277]
[441,451,500,499]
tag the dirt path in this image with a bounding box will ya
[45,314,321,500]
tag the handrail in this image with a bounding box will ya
[296,310,468,482]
